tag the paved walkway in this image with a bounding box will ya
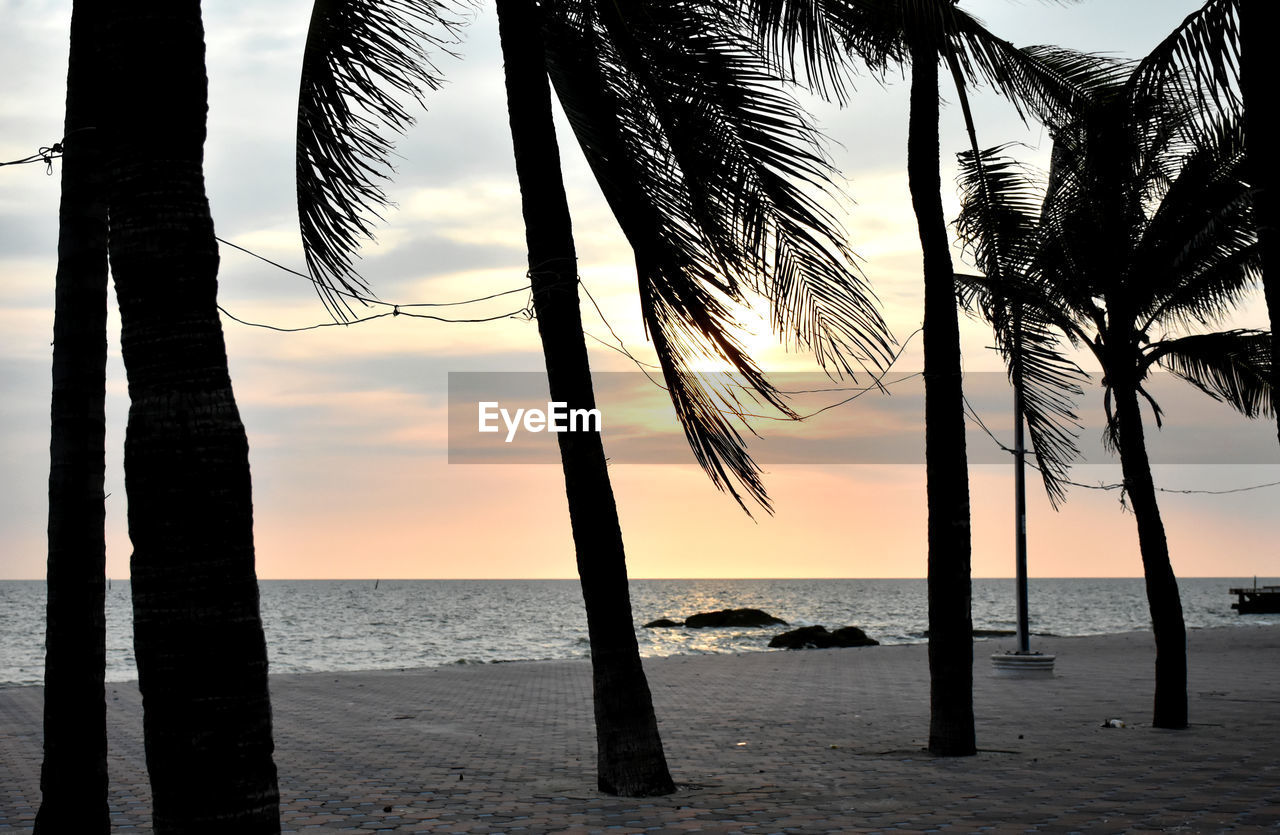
[2,625,1278,832]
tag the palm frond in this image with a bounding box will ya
[1017,328,1089,508]
[296,0,462,319]
[738,0,854,101]
[1035,95,1157,305]
[954,143,1099,504]
[954,147,1044,285]
[956,146,1097,338]
[1148,329,1273,418]
[541,0,798,510]
[742,0,1122,131]
[641,267,784,513]
[736,0,904,102]
[541,0,897,510]
[953,274,1087,506]
[953,146,1091,505]
[1135,114,1259,330]
[946,15,1128,132]
[1129,0,1240,133]
[586,0,894,373]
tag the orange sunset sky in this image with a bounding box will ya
[1,0,1276,580]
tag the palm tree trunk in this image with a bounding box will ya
[906,33,977,757]
[1239,0,1280,447]
[494,0,675,797]
[104,2,280,830]
[1112,382,1188,729]
[35,2,109,830]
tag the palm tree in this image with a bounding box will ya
[494,0,673,795]
[295,0,892,794]
[955,83,1271,729]
[738,0,1105,755]
[35,1,109,830]
[105,1,280,828]
[1131,0,1278,446]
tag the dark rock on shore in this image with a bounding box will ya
[768,625,879,649]
[643,618,684,628]
[683,608,788,628]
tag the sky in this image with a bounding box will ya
[1,0,1276,581]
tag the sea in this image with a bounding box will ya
[0,577,1275,688]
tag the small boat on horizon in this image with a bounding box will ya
[1230,580,1280,614]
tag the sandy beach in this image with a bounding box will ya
[1,624,1277,832]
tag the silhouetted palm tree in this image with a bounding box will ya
[105,1,280,828]
[495,0,674,795]
[295,0,891,794]
[739,0,1103,755]
[1131,0,1278,446]
[956,82,1271,730]
[35,1,109,830]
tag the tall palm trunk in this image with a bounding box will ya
[494,0,675,797]
[35,1,109,830]
[1111,381,1188,729]
[105,2,280,830]
[1239,0,1280,446]
[906,33,976,757]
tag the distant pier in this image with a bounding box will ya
[1230,583,1280,614]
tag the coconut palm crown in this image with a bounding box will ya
[955,87,1271,464]
[295,0,895,511]
[1127,0,1279,449]
[954,75,1272,729]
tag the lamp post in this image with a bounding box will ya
[993,316,1055,677]
[1013,347,1030,654]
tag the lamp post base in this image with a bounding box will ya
[991,651,1056,678]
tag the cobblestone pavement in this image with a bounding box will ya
[2,625,1278,832]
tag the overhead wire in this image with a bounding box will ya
[5,154,534,325]
[13,152,1279,496]
[0,144,62,174]
[214,236,533,329]
[961,393,1280,497]
[215,235,531,310]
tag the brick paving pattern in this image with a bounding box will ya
[1,625,1277,832]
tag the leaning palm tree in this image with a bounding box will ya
[106,1,280,828]
[955,84,1271,730]
[1130,0,1278,446]
[738,0,1110,755]
[493,0,674,795]
[296,0,892,795]
[35,1,110,830]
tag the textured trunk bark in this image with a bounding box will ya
[35,1,109,830]
[907,34,976,757]
[1239,0,1280,447]
[494,0,675,797]
[104,2,280,830]
[1112,382,1188,729]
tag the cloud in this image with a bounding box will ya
[3,0,1275,583]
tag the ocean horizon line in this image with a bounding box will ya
[3,577,1272,688]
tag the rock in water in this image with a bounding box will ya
[768,625,829,649]
[683,608,788,628]
[642,618,684,628]
[829,626,878,647]
[768,625,879,649]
